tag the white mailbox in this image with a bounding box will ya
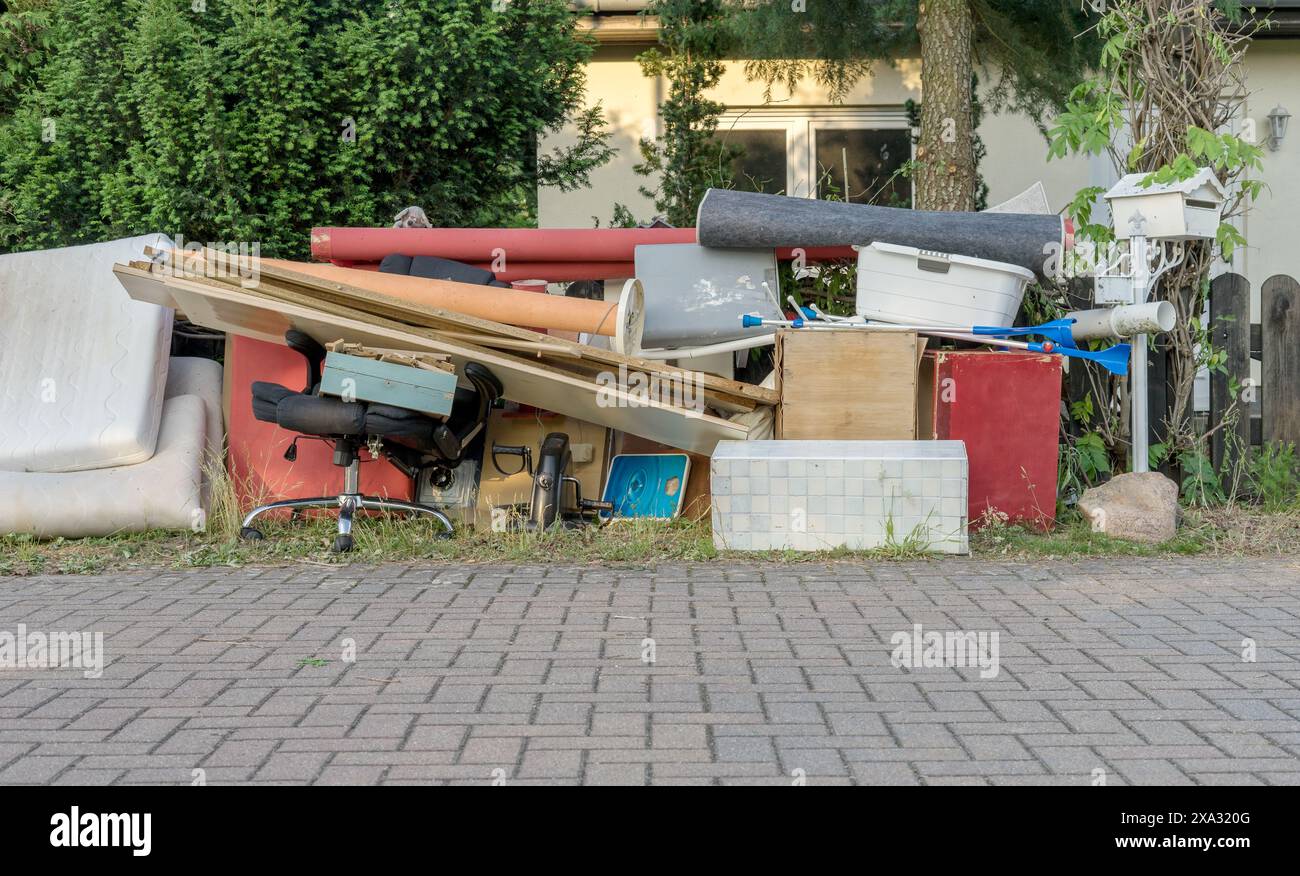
[1103,167,1226,241]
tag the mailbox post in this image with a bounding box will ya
[1101,169,1226,473]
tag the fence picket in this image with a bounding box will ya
[1262,274,1300,448]
[1209,273,1251,475]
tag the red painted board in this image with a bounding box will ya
[925,350,1061,529]
[326,260,634,282]
[226,335,414,511]
[311,227,697,263]
[471,262,634,281]
[310,225,858,266]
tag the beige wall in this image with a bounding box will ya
[540,40,1298,308]
[1236,40,1298,311]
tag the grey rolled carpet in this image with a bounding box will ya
[695,188,1065,281]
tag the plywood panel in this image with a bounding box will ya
[114,266,752,455]
[776,330,921,440]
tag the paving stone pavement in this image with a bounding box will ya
[1,557,1298,786]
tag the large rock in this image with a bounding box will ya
[1078,472,1179,543]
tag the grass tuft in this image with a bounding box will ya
[3,502,1298,577]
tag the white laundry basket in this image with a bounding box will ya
[856,242,1035,328]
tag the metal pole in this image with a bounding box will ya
[1131,332,1149,472]
[1129,233,1150,473]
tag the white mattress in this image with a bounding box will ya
[0,234,173,472]
[0,356,221,537]
[0,395,205,537]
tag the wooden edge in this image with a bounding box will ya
[121,264,749,429]
[161,252,765,412]
[180,247,778,406]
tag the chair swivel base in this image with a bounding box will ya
[239,493,454,552]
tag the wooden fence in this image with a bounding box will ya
[1207,272,1300,474]
[1063,273,1300,477]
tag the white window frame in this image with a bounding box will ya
[715,106,914,204]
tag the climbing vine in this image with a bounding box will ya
[1047,0,1264,471]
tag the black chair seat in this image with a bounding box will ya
[250,382,463,458]
[379,253,511,287]
[239,329,502,552]
[277,393,367,436]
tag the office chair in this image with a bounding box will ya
[239,329,502,552]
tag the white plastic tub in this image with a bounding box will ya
[855,242,1035,328]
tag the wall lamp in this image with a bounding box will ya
[1266,105,1291,151]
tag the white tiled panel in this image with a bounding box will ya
[711,440,969,554]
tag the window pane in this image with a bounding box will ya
[714,129,787,194]
[815,129,912,206]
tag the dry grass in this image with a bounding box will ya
[971,505,1300,559]
[2,501,1297,577]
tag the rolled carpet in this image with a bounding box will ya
[695,188,1066,280]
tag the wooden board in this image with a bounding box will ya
[151,250,776,410]
[242,277,756,417]
[1209,273,1251,475]
[1263,274,1300,447]
[776,329,923,440]
[114,265,753,455]
[475,412,610,526]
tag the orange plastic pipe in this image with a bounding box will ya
[260,258,622,337]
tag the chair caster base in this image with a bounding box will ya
[332,534,354,553]
[240,527,265,541]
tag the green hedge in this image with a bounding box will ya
[0,0,611,257]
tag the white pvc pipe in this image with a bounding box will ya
[1068,301,1176,341]
[636,333,777,360]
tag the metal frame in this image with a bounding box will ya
[241,456,454,541]
[715,106,914,202]
[1093,212,1187,472]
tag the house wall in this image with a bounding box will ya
[1237,40,1297,309]
[539,40,1298,316]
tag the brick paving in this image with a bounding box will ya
[1,557,1298,785]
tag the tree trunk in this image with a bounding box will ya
[916,0,975,211]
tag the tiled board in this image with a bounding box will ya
[710,440,969,554]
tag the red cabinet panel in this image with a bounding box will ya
[226,335,414,510]
[921,350,1061,528]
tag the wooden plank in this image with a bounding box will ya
[113,265,753,455]
[179,251,778,408]
[236,275,758,416]
[1262,273,1300,447]
[256,262,780,405]
[230,274,759,416]
[1062,278,1093,440]
[1209,273,1251,475]
[776,329,920,440]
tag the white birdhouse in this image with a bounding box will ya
[1103,168,1226,241]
